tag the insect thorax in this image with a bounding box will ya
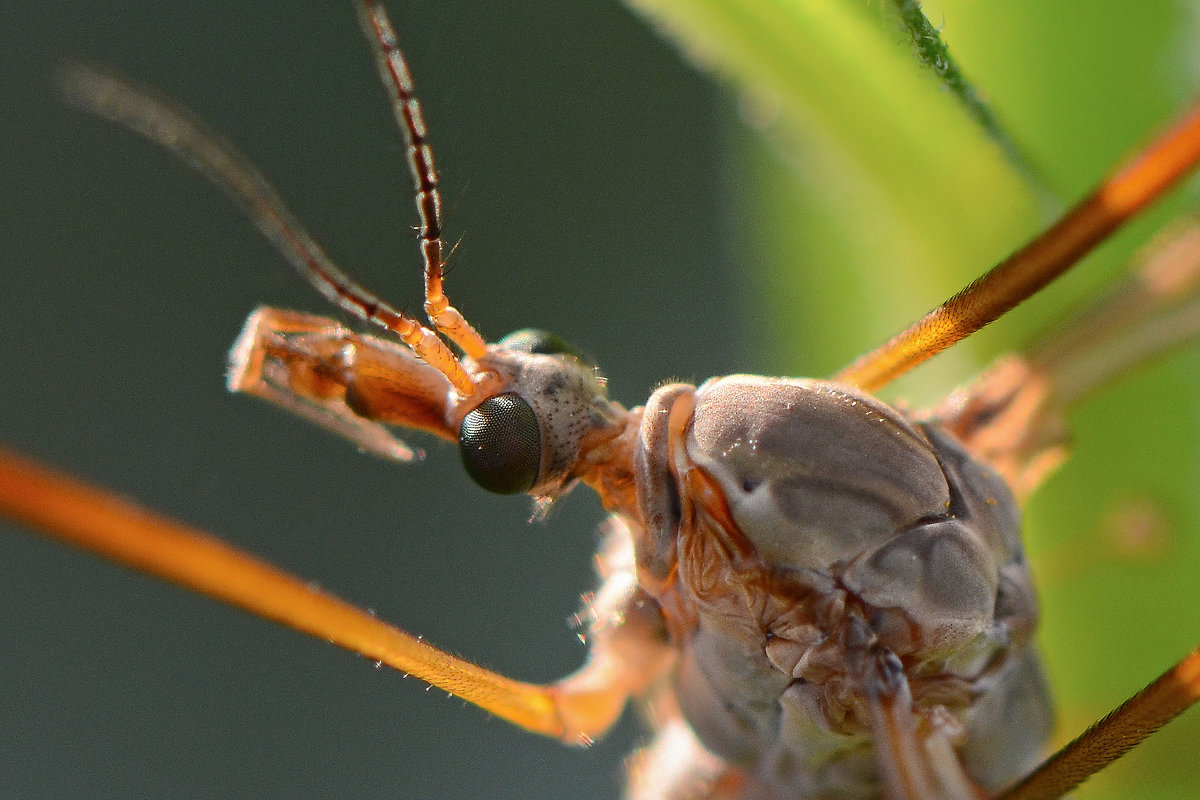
[629,376,1052,798]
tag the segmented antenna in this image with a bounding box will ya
[54,16,483,396]
[355,0,489,361]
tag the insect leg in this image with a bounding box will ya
[931,217,1200,499]
[995,645,1200,800]
[0,448,667,744]
[1023,217,1200,408]
[836,101,1200,392]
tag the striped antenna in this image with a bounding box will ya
[356,0,489,361]
[55,50,480,396]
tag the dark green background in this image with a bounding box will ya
[2,2,1198,799]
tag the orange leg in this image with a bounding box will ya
[0,447,672,744]
[836,101,1200,393]
[931,217,1200,500]
[996,646,1200,800]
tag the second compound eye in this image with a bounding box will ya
[498,328,589,364]
[458,393,541,494]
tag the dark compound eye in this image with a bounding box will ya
[498,328,587,362]
[458,393,541,494]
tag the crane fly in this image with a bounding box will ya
[2,1,1200,800]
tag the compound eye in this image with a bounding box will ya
[499,328,587,362]
[458,393,541,494]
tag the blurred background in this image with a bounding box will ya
[1,1,1197,798]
